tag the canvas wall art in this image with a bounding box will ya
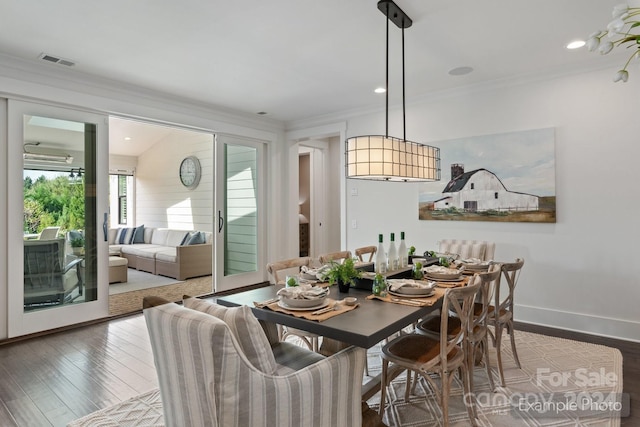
[419,128,556,223]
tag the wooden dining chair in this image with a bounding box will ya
[354,246,377,262]
[379,280,481,425]
[318,250,352,265]
[266,256,312,284]
[415,266,501,394]
[266,256,319,352]
[490,258,525,386]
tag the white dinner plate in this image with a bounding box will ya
[388,289,435,298]
[277,300,330,311]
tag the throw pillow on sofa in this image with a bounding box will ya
[183,296,277,374]
[186,231,205,245]
[115,227,135,244]
[131,225,145,244]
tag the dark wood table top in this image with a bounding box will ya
[216,284,442,349]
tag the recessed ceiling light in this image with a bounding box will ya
[448,66,474,76]
[566,40,586,49]
[374,87,386,93]
[124,137,132,141]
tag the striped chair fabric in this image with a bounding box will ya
[144,302,366,427]
[439,239,495,261]
[183,296,277,374]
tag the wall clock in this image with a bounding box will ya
[179,156,201,189]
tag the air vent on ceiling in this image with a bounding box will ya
[39,53,75,67]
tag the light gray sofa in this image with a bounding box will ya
[109,227,212,280]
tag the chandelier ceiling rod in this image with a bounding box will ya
[344,0,439,183]
[379,0,412,140]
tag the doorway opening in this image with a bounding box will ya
[107,117,215,314]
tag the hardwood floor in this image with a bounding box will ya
[0,313,636,426]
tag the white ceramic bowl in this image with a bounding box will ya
[344,297,357,306]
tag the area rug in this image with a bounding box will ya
[67,330,624,427]
[109,269,183,295]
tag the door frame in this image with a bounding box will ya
[214,134,267,292]
[7,100,110,338]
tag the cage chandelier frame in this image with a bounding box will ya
[345,0,440,182]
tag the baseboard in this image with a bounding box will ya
[517,303,640,343]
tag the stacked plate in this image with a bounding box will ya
[277,285,329,310]
[423,265,463,281]
[457,258,492,273]
[387,279,436,297]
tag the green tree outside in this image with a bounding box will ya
[23,173,85,234]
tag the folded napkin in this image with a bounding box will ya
[387,279,435,292]
[300,265,331,280]
[276,284,328,300]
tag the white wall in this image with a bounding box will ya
[136,131,214,231]
[341,67,640,341]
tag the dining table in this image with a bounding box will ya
[216,281,443,349]
[215,272,471,403]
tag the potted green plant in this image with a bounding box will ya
[323,258,362,293]
[70,236,85,256]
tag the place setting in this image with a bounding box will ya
[253,284,359,321]
[422,265,468,287]
[367,279,443,307]
[454,257,493,274]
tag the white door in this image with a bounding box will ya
[214,134,266,292]
[7,100,109,337]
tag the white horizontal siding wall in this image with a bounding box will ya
[224,144,258,275]
[135,129,214,233]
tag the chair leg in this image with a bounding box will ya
[495,324,506,387]
[379,359,389,416]
[404,370,412,402]
[481,336,495,391]
[507,321,521,368]
[462,343,478,426]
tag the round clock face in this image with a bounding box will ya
[179,156,201,189]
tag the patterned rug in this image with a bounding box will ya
[68,330,623,427]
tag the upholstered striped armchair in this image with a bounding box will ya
[144,301,366,427]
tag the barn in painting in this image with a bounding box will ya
[433,164,539,212]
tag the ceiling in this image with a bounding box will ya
[0,0,628,147]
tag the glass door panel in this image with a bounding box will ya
[215,135,265,292]
[8,101,109,337]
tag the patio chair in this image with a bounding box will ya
[24,238,83,307]
[38,226,60,240]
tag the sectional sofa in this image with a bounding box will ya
[108,226,212,281]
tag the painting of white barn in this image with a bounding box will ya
[434,164,539,212]
[419,128,555,223]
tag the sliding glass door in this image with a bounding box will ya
[8,100,109,337]
[214,135,266,292]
